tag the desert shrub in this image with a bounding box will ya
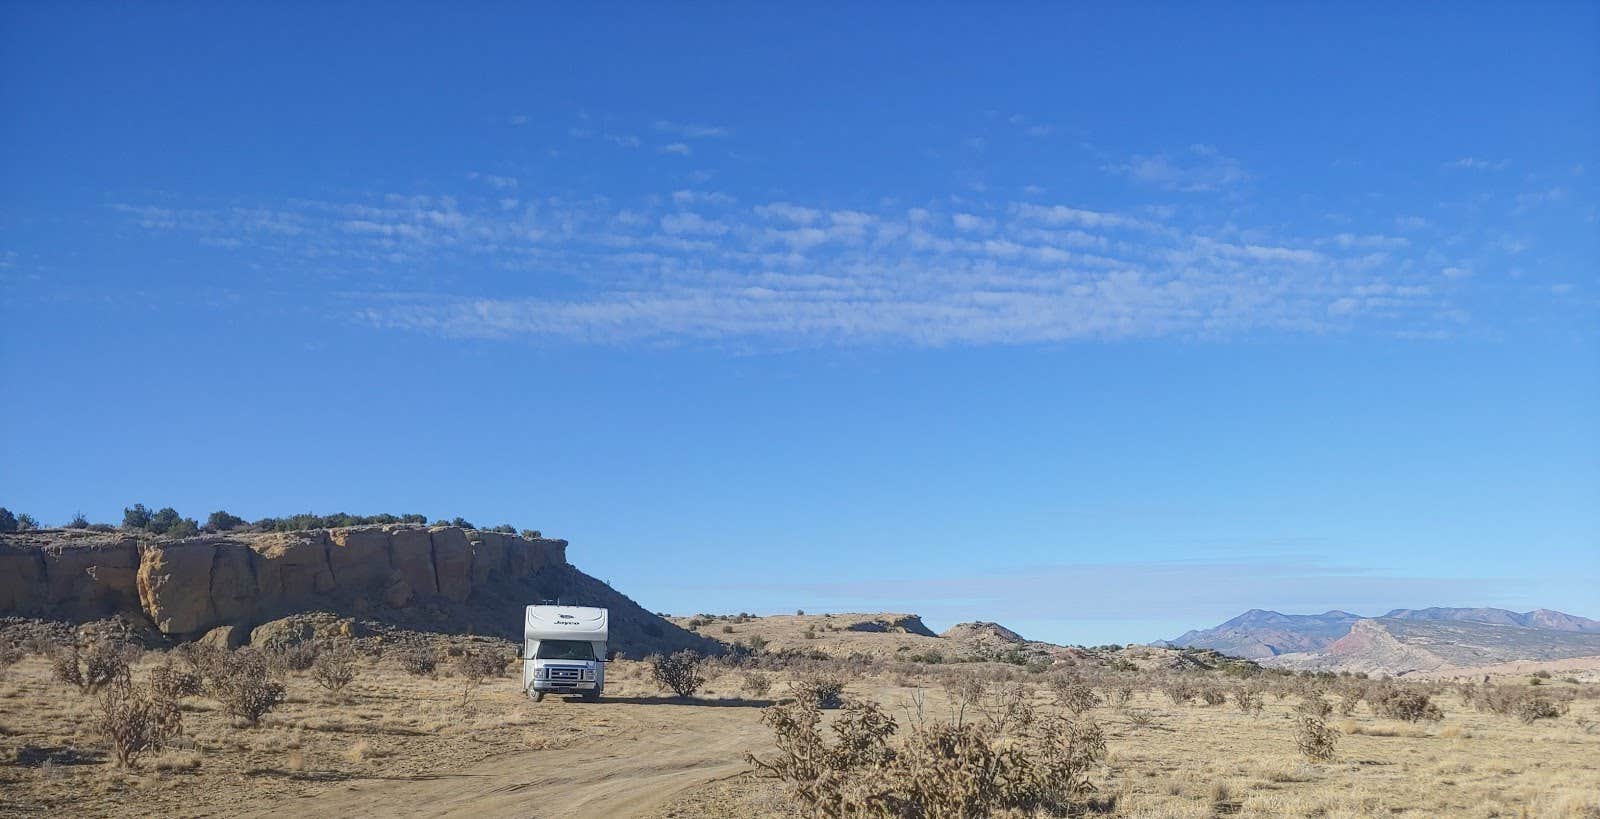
[1162,679,1198,705]
[749,697,1105,818]
[941,670,987,723]
[1105,684,1134,711]
[0,641,23,679]
[95,676,182,768]
[648,650,707,698]
[741,671,773,698]
[1294,697,1337,762]
[1370,686,1443,722]
[453,647,505,707]
[52,639,135,694]
[0,508,17,532]
[209,649,286,727]
[173,641,226,683]
[67,512,90,528]
[311,642,358,693]
[519,528,542,539]
[977,683,1037,735]
[396,643,439,676]
[264,641,319,675]
[791,675,848,710]
[1513,695,1566,724]
[146,660,203,702]
[1050,676,1101,715]
[1198,685,1227,707]
[1337,685,1363,716]
[721,625,735,634]
[802,626,817,640]
[1233,686,1265,716]
[747,635,770,653]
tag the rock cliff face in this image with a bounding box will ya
[0,526,564,639]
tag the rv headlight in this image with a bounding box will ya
[535,667,548,680]
[582,668,596,681]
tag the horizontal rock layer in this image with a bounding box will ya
[0,527,567,638]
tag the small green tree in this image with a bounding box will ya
[0,508,17,533]
[122,504,152,530]
[165,517,200,538]
[146,507,181,534]
[67,512,90,528]
[15,513,38,531]
[206,510,246,531]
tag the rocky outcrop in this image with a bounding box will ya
[2,526,570,639]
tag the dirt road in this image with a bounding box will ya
[252,697,772,819]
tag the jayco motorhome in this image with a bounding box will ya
[522,605,608,701]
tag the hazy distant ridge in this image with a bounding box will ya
[1169,607,1600,660]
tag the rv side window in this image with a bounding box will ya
[534,640,596,661]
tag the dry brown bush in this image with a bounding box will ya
[311,641,358,693]
[1294,696,1337,762]
[209,649,287,727]
[147,659,203,702]
[648,650,707,698]
[51,639,135,695]
[1233,686,1264,716]
[264,641,319,675]
[396,643,438,676]
[453,647,505,707]
[95,676,182,768]
[1198,685,1227,707]
[1369,685,1443,722]
[749,695,1106,818]
[791,675,848,710]
[1049,676,1101,715]
[740,671,773,698]
[1162,678,1198,705]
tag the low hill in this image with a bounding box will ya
[670,611,1262,674]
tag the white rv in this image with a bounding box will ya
[522,605,609,701]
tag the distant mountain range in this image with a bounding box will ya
[1166,607,1600,674]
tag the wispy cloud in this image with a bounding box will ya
[653,120,728,139]
[658,142,692,156]
[1446,157,1508,171]
[110,170,1495,349]
[1109,144,1248,192]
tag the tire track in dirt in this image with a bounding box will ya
[253,699,772,818]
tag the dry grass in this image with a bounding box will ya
[1,641,1597,818]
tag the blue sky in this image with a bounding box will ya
[2,4,1596,645]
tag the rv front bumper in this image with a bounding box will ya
[531,680,598,692]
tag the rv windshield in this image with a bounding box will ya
[535,640,596,661]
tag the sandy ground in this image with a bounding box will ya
[266,695,771,819]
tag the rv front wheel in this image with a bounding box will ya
[532,692,544,702]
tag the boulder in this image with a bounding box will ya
[327,527,392,593]
[387,528,437,598]
[430,527,472,602]
[383,572,412,608]
[198,624,246,650]
[137,539,221,635]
